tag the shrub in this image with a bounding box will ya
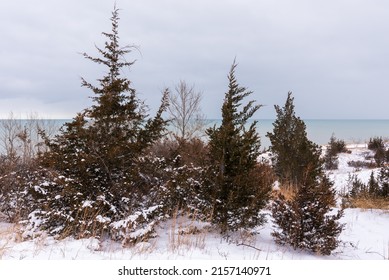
[324,135,342,170]
[329,134,348,154]
[0,165,52,223]
[344,168,389,209]
[325,134,350,170]
[150,137,209,167]
[0,154,212,244]
[374,146,387,166]
[368,171,380,197]
[324,135,350,170]
[368,137,385,151]
[347,160,377,169]
[272,176,343,255]
[378,166,389,197]
[347,173,368,198]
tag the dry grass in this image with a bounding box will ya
[168,210,207,254]
[348,197,389,210]
[0,223,23,259]
[271,183,297,201]
[0,229,9,258]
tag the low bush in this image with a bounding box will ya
[0,165,53,223]
[0,156,212,244]
[271,176,343,255]
[343,168,389,209]
[368,137,385,151]
[329,135,349,154]
[347,160,377,169]
[365,137,389,167]
[150,137,208,167]
[345,197,389,210]
[324,135,350,170]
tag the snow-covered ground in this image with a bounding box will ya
[1,145,388,260]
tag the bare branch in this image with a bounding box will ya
[167,81,206,141]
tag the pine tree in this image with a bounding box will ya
[45,7,168,189]
[272,175,343,255]
[324,134,341,170]
[206,61,272,233]
[39,7,169,236]
[267,92,322,186]
[378,166,389,197]
[368,171,380,197]
[269,92,343,255]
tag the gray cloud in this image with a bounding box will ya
[1,0,389,119]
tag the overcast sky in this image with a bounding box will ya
[1,0,389,119]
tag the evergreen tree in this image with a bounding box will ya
[267,92,322,186]
[272,175,343,255]
[348,174,366,198]
[348,168,389,199]
[368,171,380,197]
[46,7,168,188]
[206,61,272,233]
[324,134,348,170]
[378,166,389,197]
[39,7,169,236]
[269,92,343,255]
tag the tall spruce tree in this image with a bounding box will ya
[76,7,168,194]
[267,92,322,186]
[41,7,168,228]
[206,61,272,233]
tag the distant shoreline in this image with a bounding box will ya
[0,119,388,148]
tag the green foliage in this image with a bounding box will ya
[269,93,343,255]
[206,61,272,233]
[0,7,355,250]
[378,167,389,197]
[368,137,385,151]
[368,171,380,197]
[272,176,343,255]
[348,168,389,199]
[0,166,52,223]
[41,8,168,199]
[32,7,169,240]
[267,92,323,185]
[366,137,389,167]
[373,146,386,166]
[329,134,348,154]
[324,152,338,170]
[348,173,368,198]
[347,160,377,169]
[324,134,349,170]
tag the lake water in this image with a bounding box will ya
[207,119,389,149]
[1,119,388,150]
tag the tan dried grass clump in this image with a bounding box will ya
[349,197,389,210]
[271,183,298,201]
[0,223,23,258]
[168,210,208,254]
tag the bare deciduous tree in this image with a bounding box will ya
[168,80,206,140]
